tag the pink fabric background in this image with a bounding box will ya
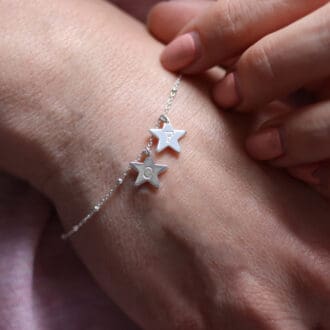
[0,174,140,329]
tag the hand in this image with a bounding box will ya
[1,1,330,329]
[109,0,160,21]
[148,1,330,198]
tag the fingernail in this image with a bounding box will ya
[161,32,201,72]
[246,127,284,161]
[213,73,241,109]
[288,164,320,185]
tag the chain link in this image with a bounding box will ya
[61,75,182,240]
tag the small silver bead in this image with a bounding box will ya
[159,114,169,123]
[142,148,150,156]
[60,76,182,240]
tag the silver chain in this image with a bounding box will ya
[61,75,182,240]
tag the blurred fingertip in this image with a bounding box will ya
[212,73,242,110]
[245,127,284,161]
[160,32,200,72]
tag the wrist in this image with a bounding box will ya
[44,72,185,232]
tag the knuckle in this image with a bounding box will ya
[208,0,246,39]
[220,0,242,36]
[241,39,276,83]
[230,271,290,329]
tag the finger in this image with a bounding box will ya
[252,101,294,131]
[288,161,330,200]
[288,163,321,186]
[148,1,211,43]
[148,1,241,70]
[245,101,330,167]
[159,0,327,72]
[213,3,330,111]
[109,0,162,22]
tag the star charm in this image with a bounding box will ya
[150,123,186,153]
[130,156,168,188]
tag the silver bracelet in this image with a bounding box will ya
[61,76,186,240]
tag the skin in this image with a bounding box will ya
[148,0,330,199]
[109,0,159,21]
[0,0,330,329]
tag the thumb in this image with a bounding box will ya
[147,1,211,44]
[159,0,327,73]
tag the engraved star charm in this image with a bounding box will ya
[150,122,186,153]
[130,156,168,188]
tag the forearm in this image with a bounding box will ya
[0,0,173,205]
[0,1,329,329]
